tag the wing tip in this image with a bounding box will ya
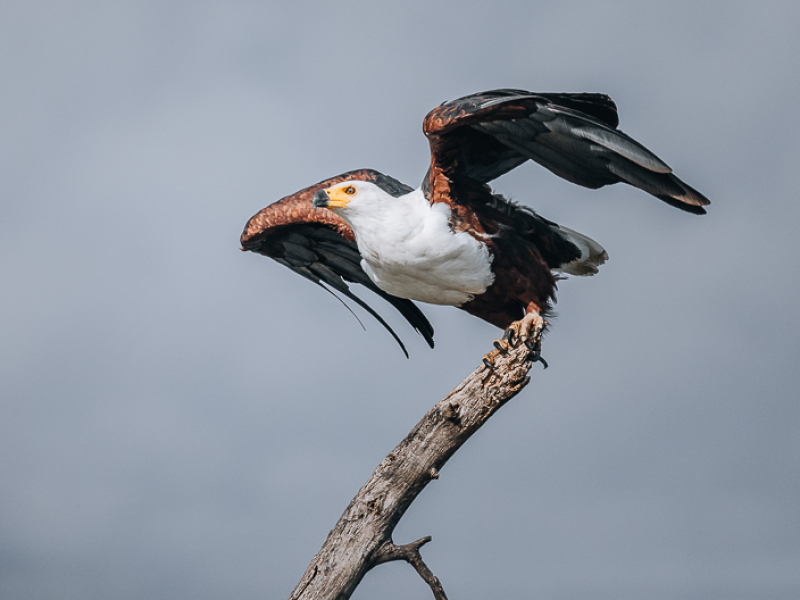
[655,191,709,214]
[668,177,711,214]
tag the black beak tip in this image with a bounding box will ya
[312,189,328,210]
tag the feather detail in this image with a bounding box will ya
[552,226,609,276]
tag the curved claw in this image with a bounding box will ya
[525,343,549,369]
[482,357,494,369]
[506,329,516,346]
[524,339,539,351]
[493,340,508,354]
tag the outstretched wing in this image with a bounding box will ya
[240,169,435,356]
[422,88,710,214]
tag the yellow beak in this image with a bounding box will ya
[323,187,352,209]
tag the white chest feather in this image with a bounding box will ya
[342,188,495,306]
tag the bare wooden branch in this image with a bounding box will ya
[288,330,538,600]
[373,537,447,599]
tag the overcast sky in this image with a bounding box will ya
[2,1,799,599]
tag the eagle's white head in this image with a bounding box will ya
[311,180,392,229]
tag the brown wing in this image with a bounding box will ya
[422,89,710,214]
[241,169,435,355]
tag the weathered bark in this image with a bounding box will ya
[289,331,539,600]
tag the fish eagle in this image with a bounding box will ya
[240,89,708,361]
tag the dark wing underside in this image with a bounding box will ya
[240,169,434,356]
[423,89,710,214]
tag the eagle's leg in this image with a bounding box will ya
[482,308,548,370]
[510,309,548,367]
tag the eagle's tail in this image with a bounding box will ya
[553,226,608,276]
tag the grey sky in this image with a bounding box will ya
[1,1,799,598]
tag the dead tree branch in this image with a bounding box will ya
[288,330,539,600]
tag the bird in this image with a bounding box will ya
[240,89,709,363]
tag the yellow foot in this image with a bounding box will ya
[509,311,546,351]
[482,312,548,370]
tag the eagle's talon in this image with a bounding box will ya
[493,340,508,354]
[535,355,549,369]
[507,329,516,346]
[482,357,494,369]
[524,338,539,351]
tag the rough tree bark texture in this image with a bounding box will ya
[288,332,539,600]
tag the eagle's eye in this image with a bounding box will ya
[344,186,356,195]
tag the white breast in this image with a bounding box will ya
[347,189,495,306]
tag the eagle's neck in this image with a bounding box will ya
[343,188,495,306]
